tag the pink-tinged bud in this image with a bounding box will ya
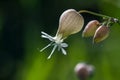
[93,25,110,43]
[82,20,100,37]
[74,63,94,80]
[56,9,84,39]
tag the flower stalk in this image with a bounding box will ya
[78,10,119,24]
[79,10,110,19]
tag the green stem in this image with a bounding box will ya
[78,10,110,19]
[78,10,120,25]
[106,18,112,26]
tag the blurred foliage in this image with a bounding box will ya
[0,0,120,80]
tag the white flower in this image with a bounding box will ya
[40,9,84,59]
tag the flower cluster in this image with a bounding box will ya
[40,9,120,59]
[80,11,119,43]
[82,20,110,43]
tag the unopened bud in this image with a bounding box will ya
[82,20,100,37]
[74,63,94,80]
[56,9,84,39]
[93,25,109,43]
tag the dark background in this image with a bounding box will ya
[0,0,120,80]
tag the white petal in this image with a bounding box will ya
[40,42,53,52]
[61,48,67,55]
[47,45,57,59]
[61,43,68,47]
[41,31,54,41]
[41,35,48,39]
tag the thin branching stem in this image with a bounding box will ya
[78,10,110,18]
[78,10,120,25]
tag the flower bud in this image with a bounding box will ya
[82,20,100,37]
[74,63,94,80]
[56,9,84,39]
[93,25,109,43]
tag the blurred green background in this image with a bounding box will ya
[0,0,120,80]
